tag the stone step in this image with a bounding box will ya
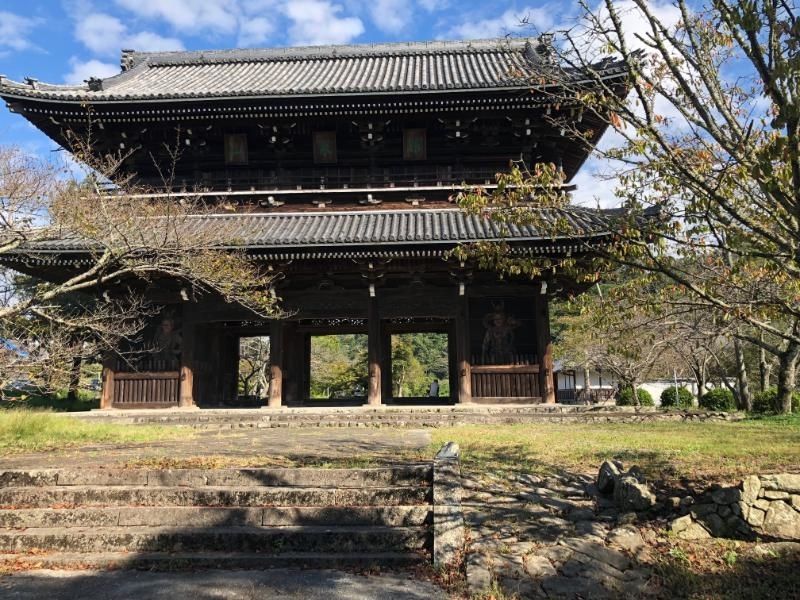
[0,505,431,528]
[0,550,427,570]
[0,466,432,489]
[67,405,733,429]
[0,485,429,509]
[0,525,429,554]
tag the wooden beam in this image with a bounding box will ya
[456,292,472,404]
[268,321,284,408]
[367,291,382,406]
[534,293,556,404]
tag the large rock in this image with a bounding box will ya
[747,507,766,528]
[597,460,622,495]
[761,474,800,494]
[741,476,761,504]
[677,521,712,540]
[613,476,656,512]
[670,515,693,534]
[711,487,741,505]
[762,501,800,539]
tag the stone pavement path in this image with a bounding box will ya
[0,569,444,600]
[463,470,656,599]
[2,428,432,469]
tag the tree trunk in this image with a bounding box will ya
[690,366,704,400]
[67,356,82,403]
[733,337,752,411]
[759,345,772,392]
[631,380,640,407]
[583,366,591,403]
[776,342,800,414]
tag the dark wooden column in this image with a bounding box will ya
[268,320,284,408]
[179,305,196,408]
[535,292,556,404]
[283,322,301,405]
[381,329,393,402]
[455,291,472,404]
[367,287,382,406]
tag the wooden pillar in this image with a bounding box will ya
[268,321,284,408]
[179,307,195,408]
[535,292,556,404]
[283,322,301,406]
[456,291,472,404]
[100,356,115,410]
[367,288,382,406]
[381,329,393,402]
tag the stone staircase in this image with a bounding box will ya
[67,404,736,430]
[0,465,433,570]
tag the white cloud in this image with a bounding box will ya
[369,0,411,34]
[603,0,682,52]
[63,58,120,84]
[446,6,554,40]
[114,0,240,35]
[284,0,364,45]
[0,11,41,52]
[74,14,127,54]
[237,17,275,46]
[417,0,447,11]
[75,13,184,56]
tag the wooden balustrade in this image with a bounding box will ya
[110,371,180,408]
[470,364,541,402]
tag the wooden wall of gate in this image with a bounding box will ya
[101,360,181,409]
[470,364,542,403]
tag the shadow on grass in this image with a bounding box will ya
[652,542,800,600]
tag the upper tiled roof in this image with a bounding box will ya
[0,38,626,102]
[10,207,629,257]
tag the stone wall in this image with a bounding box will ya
[670,474,800,541]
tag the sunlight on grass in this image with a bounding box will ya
[0,411,191,455]
[427,415,800,482]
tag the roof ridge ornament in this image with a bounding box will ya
[86,77,103,92]
[121,49,136,72]
[524,34,556,66]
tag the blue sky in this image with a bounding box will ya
[0,0,565,158]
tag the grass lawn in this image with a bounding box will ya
[1,389,99,412]
[0,411,192,455]
[424,415,800,484]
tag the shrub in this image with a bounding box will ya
[660,386,694,408]
[617,386,654,407]
[699,388,736,411]
[751,387,800,414]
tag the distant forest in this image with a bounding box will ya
[309,333,450,399]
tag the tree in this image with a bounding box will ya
[238,337,270,399]
[457,1,800,412]
[0,144,278,397]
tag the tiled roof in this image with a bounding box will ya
[12,207,629,255]
[0,38,626,102]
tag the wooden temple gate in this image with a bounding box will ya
[98,285,556,409]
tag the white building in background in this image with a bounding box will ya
[554,361,710,405]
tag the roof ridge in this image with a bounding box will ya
[126,38,529,69]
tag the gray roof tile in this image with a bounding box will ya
[15,207,628,254]
[0,38,627,102]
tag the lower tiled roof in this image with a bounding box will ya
[17,207,628,254]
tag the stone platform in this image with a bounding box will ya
[69,404,737,429]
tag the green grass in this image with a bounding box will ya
[425,414,800,483]
[0,411,191,455]
[1,389,99,412]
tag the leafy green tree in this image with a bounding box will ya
[457,1,800,413]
